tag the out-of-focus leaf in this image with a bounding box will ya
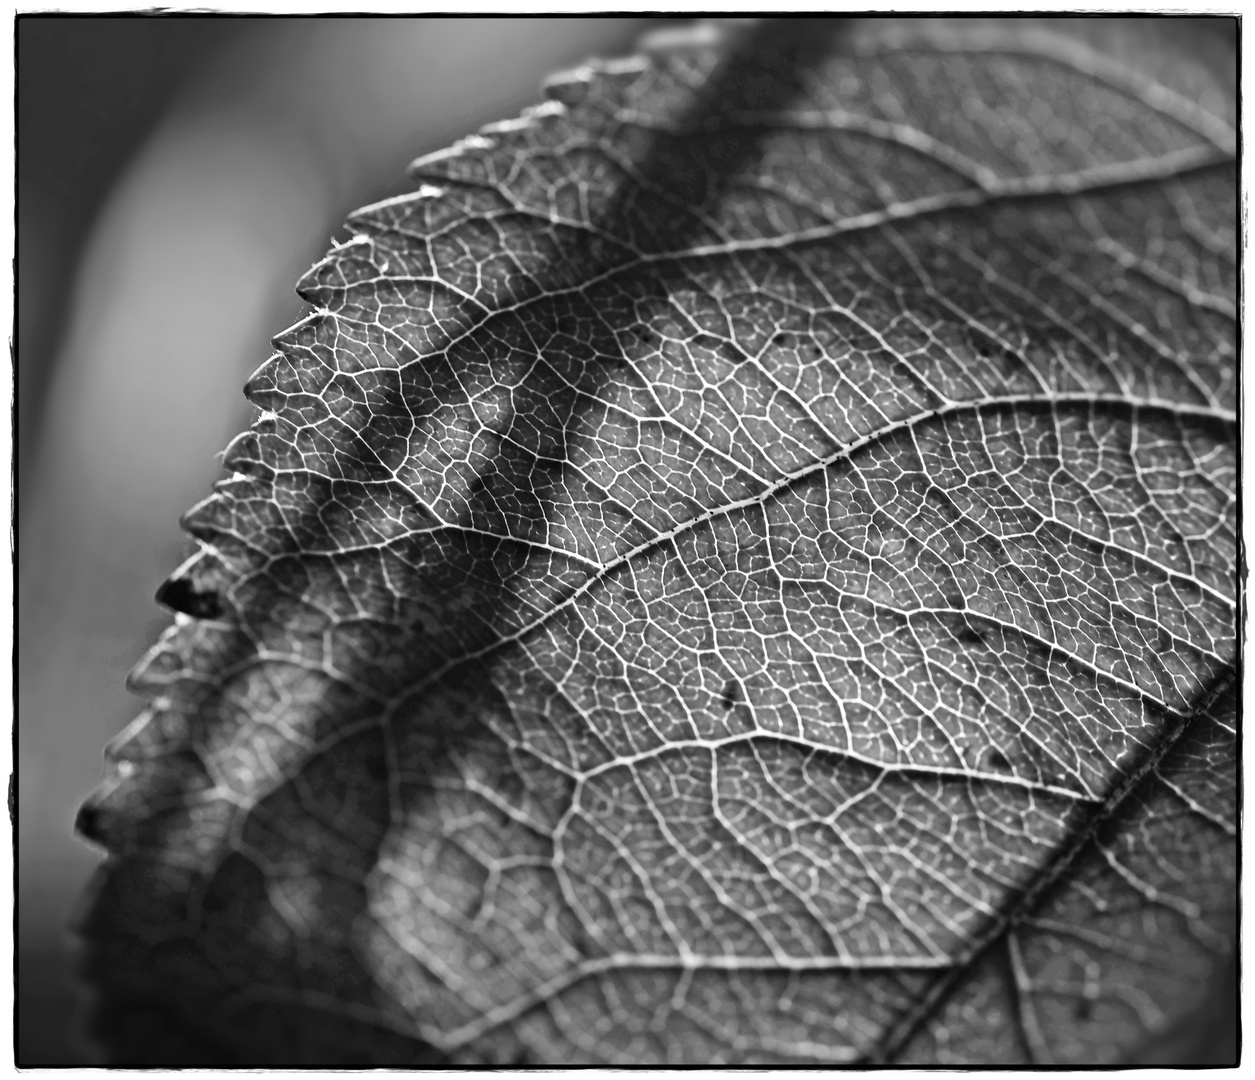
[76,17,1237,1065]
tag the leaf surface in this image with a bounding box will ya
[77,17,1238,1065]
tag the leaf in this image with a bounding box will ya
[76,17,1237,1066]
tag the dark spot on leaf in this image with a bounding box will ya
[157,577,224,620]
[720,680,740,710]
[1075,997,1094,1021]
[946,592,965,610]
[771,332,787,346]
[983,748,1013,773]
[959,622,985,645]
[810,345,823,359]
[567,916,597,959]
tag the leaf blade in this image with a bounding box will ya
[78,17,1237,1065]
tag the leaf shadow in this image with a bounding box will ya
[75,16,855,1066]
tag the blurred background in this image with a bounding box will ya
[16,15,654,1063]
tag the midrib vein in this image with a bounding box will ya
[873,665,1237,1065]
[379,390,1233,717]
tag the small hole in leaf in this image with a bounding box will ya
[720,680,739,710]
[157,577,223,620]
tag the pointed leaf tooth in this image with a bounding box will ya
[177,493,233,544]
[104,702,193,766]
[540,65,594,109]
[219,430,268,476]
[242,354,284,407]
[408,132,499,182]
